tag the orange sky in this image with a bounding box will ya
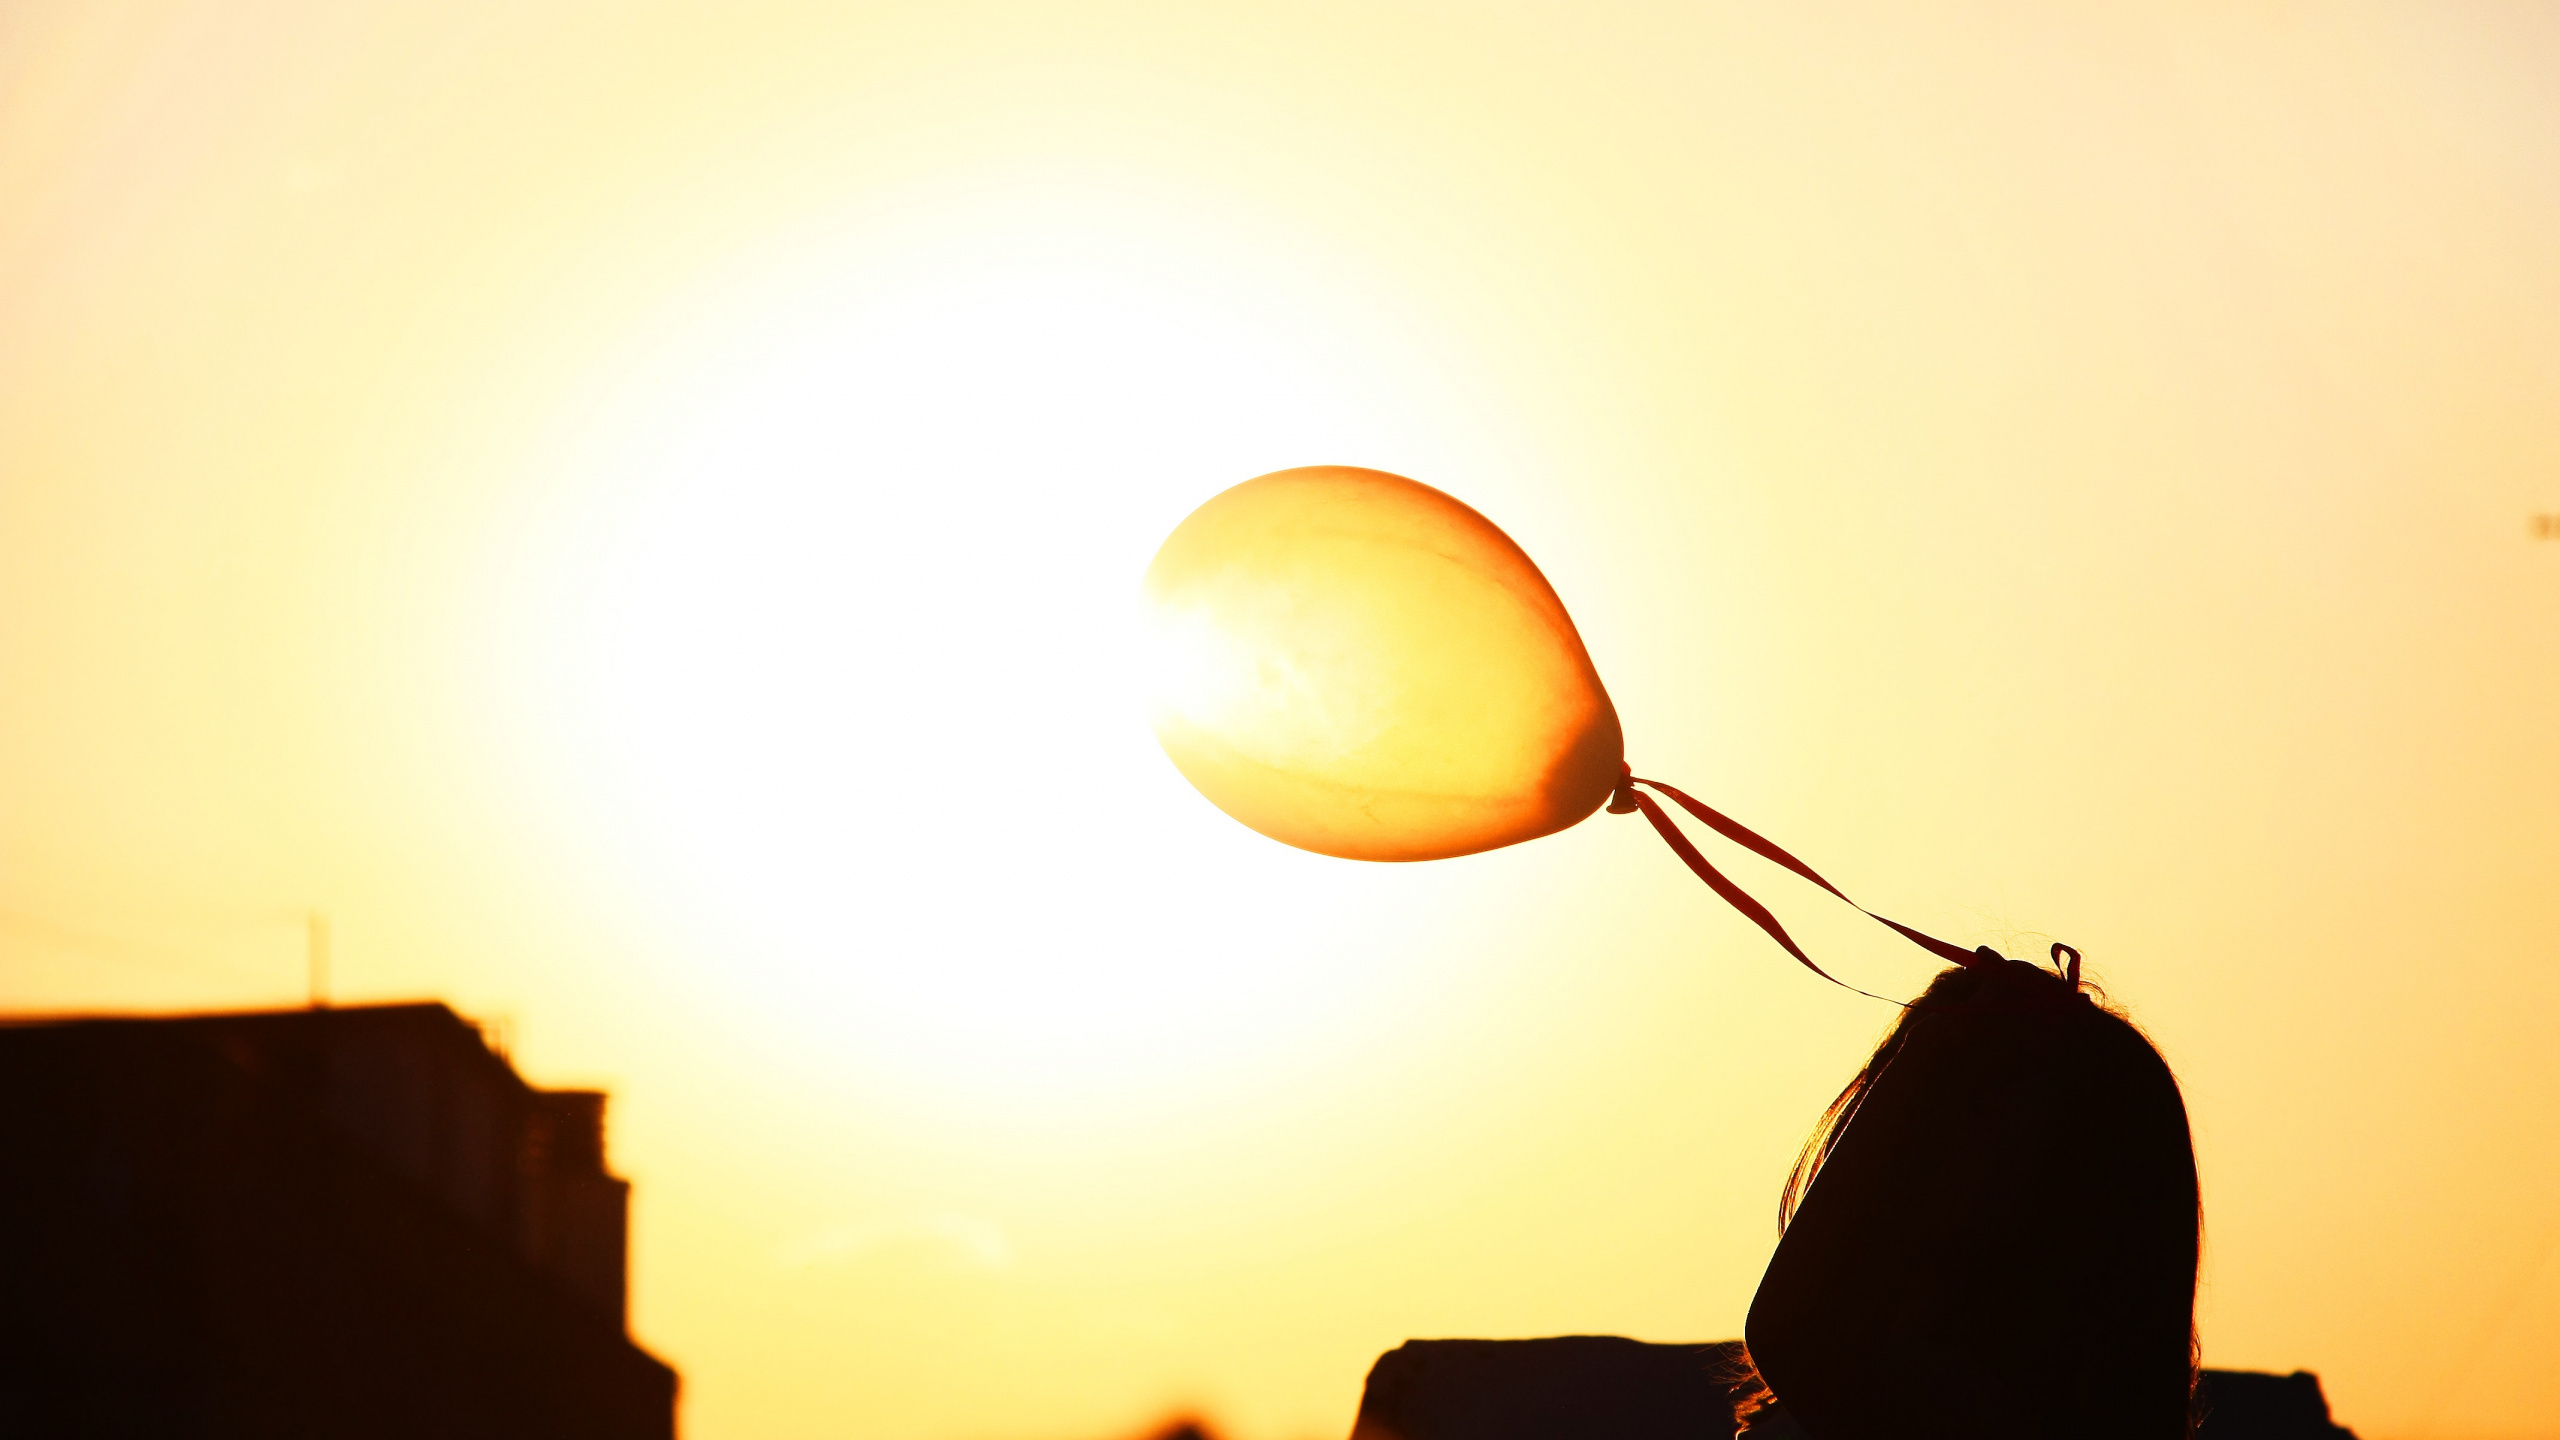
[5,4,2559,1437]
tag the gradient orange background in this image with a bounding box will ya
[6,4,2558,1437]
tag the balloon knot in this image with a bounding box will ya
[1606,766,1642,815]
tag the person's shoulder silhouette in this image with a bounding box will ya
[1745,955,2201,1440]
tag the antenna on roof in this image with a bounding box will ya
[307,911,331,1009]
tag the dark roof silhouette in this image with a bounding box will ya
[1351,1336,1747,1440]
[0,1002,676,1439]
[2193,1369,2359,1439]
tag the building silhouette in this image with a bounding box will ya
[0,1003,676,1439]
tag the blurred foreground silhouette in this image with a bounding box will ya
[0,1004,2365,1440]
[0,1004,675,1438]
[1342,1337,2358,1439]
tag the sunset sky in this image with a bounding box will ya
[6,3,2559,1437]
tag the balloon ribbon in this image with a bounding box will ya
[1611,769,2002,996]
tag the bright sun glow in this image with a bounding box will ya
[487,178,1523,1133]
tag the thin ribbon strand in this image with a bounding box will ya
[1614,769,2011,1000]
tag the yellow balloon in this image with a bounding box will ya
[1143,466,1625,862]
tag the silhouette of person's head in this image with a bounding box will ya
[1744,957,2200,1439]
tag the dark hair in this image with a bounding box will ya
[1744,959,2202,1439]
